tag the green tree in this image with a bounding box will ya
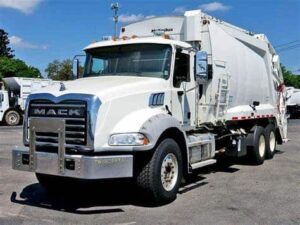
[45,59,73,81]
[45,60,60,80]
[281,65,300,88]
[0,29,14,58]
[58,59,73,81]
[0,29,41,79]
[0,57,41,78]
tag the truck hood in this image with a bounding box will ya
[36,76,169,102]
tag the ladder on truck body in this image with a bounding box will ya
[215,74,231,121]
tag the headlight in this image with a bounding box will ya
[108,133,149,146]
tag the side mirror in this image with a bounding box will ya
[195,51,209,82]
[0,93,3,102]
[250,101,260,111]
[72,55,85,79]
[72,59,80,79]
[253,101,260,107]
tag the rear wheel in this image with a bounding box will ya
[265,124,276,159]
[136,138,183,204]
[5,109,21,126]
[248,126,266,165]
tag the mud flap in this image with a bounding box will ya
[225,135,247,157]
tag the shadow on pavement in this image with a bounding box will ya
[11,175,211,213]
[10,149,284,214]
[11,179,146,214]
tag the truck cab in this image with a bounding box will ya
[83,38,197,129]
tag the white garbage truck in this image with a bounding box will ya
[12,10,287,203]
[286,87,300,118]
[0,77,57,126]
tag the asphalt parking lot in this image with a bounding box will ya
[0,121,299,225]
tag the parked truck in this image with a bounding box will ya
[0,77,58,126]
[286,87,300,118]
[12,10,287,203]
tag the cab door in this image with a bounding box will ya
[0,92,3,118]
[171,49,196,127]
[0,91,9,121]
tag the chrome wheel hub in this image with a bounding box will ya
[8,113,18,124]
[161,153,178,191]
[259,135,266,158]
[269,131,276,153]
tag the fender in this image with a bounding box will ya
[110,107,185,151]
[246,125,264,147]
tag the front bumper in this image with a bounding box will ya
[14,117,133,179]
[12,147,133,179]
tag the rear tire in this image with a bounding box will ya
[5,109,21,126]
[265,124,276,159]
[248,126,266,165]
[136,138,183,204]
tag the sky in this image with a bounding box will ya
[0,0,299,76]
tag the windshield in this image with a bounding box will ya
[84,44,172,79]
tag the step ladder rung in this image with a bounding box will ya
[216,74,230,120]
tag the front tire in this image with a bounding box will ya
[136,138,183,204]
[5,109,21,126]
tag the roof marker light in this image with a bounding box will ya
[163,33,170,39]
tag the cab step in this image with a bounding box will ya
[191,159,216,170]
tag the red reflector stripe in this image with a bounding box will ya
[232,117,238,120]
[241,116,246,119]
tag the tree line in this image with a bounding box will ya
[1,28,299,86]
[0,29,41,80]
[281,65,300,88]
[0,29,76,81]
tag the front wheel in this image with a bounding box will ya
[5,109,21,126]
[136,138,183,204]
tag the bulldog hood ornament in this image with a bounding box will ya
[59,82,66,92]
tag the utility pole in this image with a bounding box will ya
[111,2,119,39]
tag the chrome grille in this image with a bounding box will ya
[29,100,87,150]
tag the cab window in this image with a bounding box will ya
[173,50,190,88]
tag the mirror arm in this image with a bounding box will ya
[76,59,80,79]
[207,64,213,80]
[72,54,85,79]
